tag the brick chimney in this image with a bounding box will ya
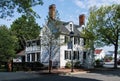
[79,14,85,26]
[49,4,56,20]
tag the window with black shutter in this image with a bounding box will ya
[65,36,68,43]
[83,52,86,59]
[65,51,71,60]
[73,51,79,60]
[37,52,40,61]
[74,37,77,44]
[31,53,35,61]
[27,54,30,62]
[84,38,86,45]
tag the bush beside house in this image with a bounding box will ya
[12,62,44,71]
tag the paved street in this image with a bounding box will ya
[0,69,120,81]
[70,69,120,81]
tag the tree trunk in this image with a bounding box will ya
[48,43,52,73]
[49,60,52,73]
[114,44,118,69]
[91,41,95,67]
[7,60,12,72]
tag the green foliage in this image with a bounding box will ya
[83,4,120,47]
[10,15,40,52]
[0,61,7,72]
[118,50,120,55]
[0,25,17,62]
[12,62,44,71]
[94,59,104,67]
[65,61,71,68]
[104,56,113,62]
[109,56,113,61]
[74,61,81,68]
[84,4,120,68]
[0,0,43,18]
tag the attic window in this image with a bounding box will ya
[82,27,84,31]
[70,24,72,27]
[70,24,72,31]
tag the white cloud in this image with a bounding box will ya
[74,0,120,9]
[74,0,86,9]
[72,0,120,25]
[59,0,64,2]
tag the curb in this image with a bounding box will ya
[60,71,89,75]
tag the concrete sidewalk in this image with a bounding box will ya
[35,68,89,75]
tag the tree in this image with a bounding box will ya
[0,25,17,62]
[0,0,43,18]
[10,15,40,52]
[41,9,61,73]
[85,4,120,69]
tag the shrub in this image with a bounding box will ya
[0,61,7,72]
[12,62,44,71]
[74,61,81,68]
[65,61,71,68]
[109,57,113,61]
[94,59,104,67]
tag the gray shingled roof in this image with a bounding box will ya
[47,20,82,37]
[59,21,81,36]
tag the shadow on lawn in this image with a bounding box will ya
[3,73,100,81]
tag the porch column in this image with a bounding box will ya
[35,53,37,62]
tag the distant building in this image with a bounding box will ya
[13,50,25,62]
[94,49,105,60]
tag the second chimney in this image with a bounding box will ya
[79,14,85,26]
[49,4,56,20]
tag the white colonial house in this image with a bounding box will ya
[25,21,94,68]
[25,4,94,69]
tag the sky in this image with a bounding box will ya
[0,0,120,51]
[1,0,120,27]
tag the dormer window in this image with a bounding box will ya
[70,24,72,31]
[82,27,84,31]
[81,25,85,31]
[70,24,72,27]
[65,21,74,32]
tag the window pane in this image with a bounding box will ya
[74,37,77,44]
[83,52,86,59]
[65,36,68,43]
[73,51,79,60]
[31,53,35,61]
[78,51,79,60]
[65,51,71,60]
[27,54,30,62]
[37,52,40,61]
